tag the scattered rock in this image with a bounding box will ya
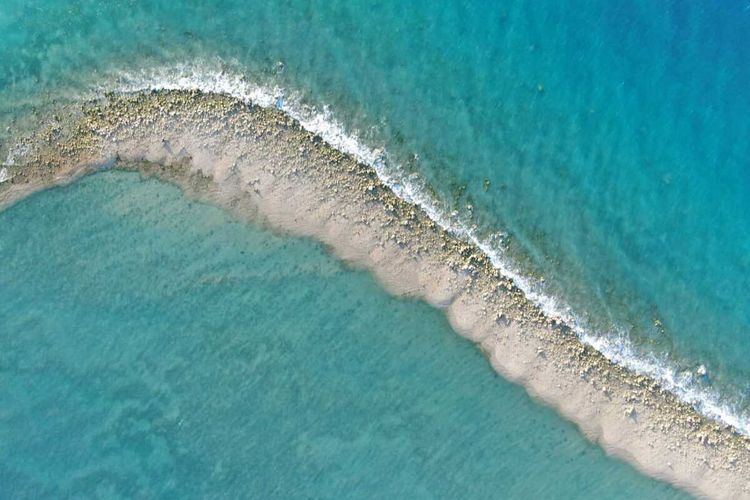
[495,313,511,327]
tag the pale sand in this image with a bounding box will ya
[1,90,749,499]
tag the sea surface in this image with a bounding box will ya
[0,171,687,498]
[0,1,748,431]
[0,0,748,495]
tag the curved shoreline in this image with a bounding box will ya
[111,65,750,436]
[2,90,749,498]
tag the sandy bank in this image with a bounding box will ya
[1,90,749,499]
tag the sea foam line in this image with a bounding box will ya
[108,61,749,436]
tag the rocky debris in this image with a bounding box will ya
[495,312,511,327]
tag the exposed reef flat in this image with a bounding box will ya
[1,90,749,499]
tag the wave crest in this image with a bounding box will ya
[108,60,749,435]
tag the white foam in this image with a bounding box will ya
[108,61,750,436]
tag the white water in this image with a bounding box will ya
[106,60,749,435]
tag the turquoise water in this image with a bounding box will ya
[0,1,748,427]
[0,171,686,498]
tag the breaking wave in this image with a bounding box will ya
[104,60,749,435]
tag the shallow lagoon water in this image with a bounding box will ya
[0,172,686,498]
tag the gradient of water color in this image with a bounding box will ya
[0,0,748,430]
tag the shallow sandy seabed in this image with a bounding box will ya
[1,90,749,499]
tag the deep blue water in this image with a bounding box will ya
[0,172,687,498]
